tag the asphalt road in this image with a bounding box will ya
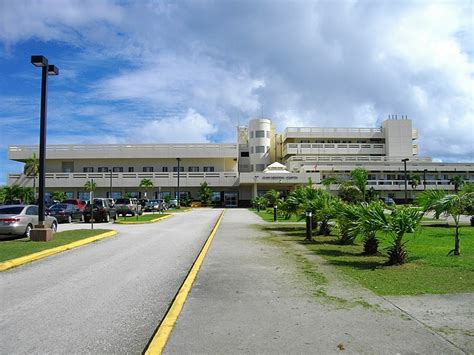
[0,209,222,354]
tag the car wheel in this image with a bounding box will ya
[80,214,84,222]
[131,211,135,217]
[105,214,110,223]
[67,215,72,223]
[24,224,33,238]
[51,221,58,232]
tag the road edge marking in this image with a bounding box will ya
[115,214,172,225]
[0,230,117,272]
[144,210,225,355]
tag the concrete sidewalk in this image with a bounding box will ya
[164,209,467,354]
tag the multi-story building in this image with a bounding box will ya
[7,117,473,206]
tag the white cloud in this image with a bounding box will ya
[127,109,217,143]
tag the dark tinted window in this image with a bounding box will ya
[240,152,249,157]
[0,206,24,214]
[115,198,130,204]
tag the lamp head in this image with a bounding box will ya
[48,65,59,76]
[31,55,48,67]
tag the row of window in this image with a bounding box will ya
[298,139,384,144]
[83,166,215,173]
[250,146,270,154]
[71,191,223,202]
[250,130,270,139]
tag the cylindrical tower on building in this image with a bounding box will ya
[248,118,272,172]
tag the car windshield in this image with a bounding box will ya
[0,206,24,214]
[115,199,130,204]
[63,200,77,204]
[50,204,69,210]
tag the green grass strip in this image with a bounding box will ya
[0,229,113,262]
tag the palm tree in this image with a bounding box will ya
[2,185,23,203]
[350,168,369,201]
[356,201,386,255]
[418,185,473,256]
[373,206,423,265]
[139,178,154,199]
[265,189,280,206]
[449,176,465,193]
[84,180,97,197]
[335,202,361,245]
[24,153,39,201]
[409,174,421,190]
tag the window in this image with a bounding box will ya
[240,151,249,157]
[255,146,265,153]
[250,147,254,153]
[250,131,254,138]
[83,167,94,172]
[113,167,123,172]
[255,130,265,138]
[65,192,74,198]
[173,166,185,172]
[162,167,168,172]
[266,131,270,138]
[143,167,154,172]
[203,166,215,172]
[98,167,109,172]
[128,167,134,172]
[188,166,199,172]
[78,192,90,201]
[211,192,221,202]
[26,206,38,215]
[256,164,266,172]
[250,165,254,171]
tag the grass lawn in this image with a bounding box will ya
[0,229,112,262]
[251,209,303,223]
[262,223,474,296]
[116,214,170,223]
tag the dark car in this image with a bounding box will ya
[83,198,117,223]
[48,203,83,223]
[62,199,87,211]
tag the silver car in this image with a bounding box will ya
[0,205,58,238]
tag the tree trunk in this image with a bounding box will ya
[454,225,460,255]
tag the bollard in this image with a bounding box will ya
[305,211,313,241]
[273,205,277,222]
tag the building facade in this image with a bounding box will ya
[7,117,473,206]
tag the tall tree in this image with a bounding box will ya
[449,176,465,193]
[139,178,154,199]
[23,153,39,201]
[350,168,369,202]
[198,182,212,206]
[409,174,421,190]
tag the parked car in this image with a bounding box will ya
[47,203,83,223]
[168,199,178,208]
[62,199,87,211]
[0,205,58,238]
[83,198,117,223]
[115,198,142,216]
[380,197,395,206]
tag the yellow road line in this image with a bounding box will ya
[0,230,117,272]
[115,214,172,224]
[144,210,225,355]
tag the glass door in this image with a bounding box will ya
[224,192,238,207]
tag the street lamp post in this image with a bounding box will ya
[423,169,427,190]
[109,170,113,198]
[30,55,58,242]
[402,158,409,204]
[176,158,181,208]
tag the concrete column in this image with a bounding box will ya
[252,183,258,199]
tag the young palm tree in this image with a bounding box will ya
[84,180,97,194]
[357,201,386,255]
[449,176,465,193]
[409,174,421,190]
[139,178,154,199]
[419,185,474,256]
[23,153,39,201]
[379,207,423,265]
[265,189,280,206]
[335,202,361,245]
[2,185,23,203]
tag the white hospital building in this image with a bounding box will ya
[7,117,473,207]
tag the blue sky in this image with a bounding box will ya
[1,0,473,185]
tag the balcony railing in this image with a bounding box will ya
[8,143,238,160]
[283,127,384,141]
[286,155,433,163]
[8,172,239,188]
[283,143,386,156]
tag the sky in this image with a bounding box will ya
[0,0,473,185]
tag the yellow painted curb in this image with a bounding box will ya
[144,210,225,355]
[115,214,172,225]
[0,230,118,272]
